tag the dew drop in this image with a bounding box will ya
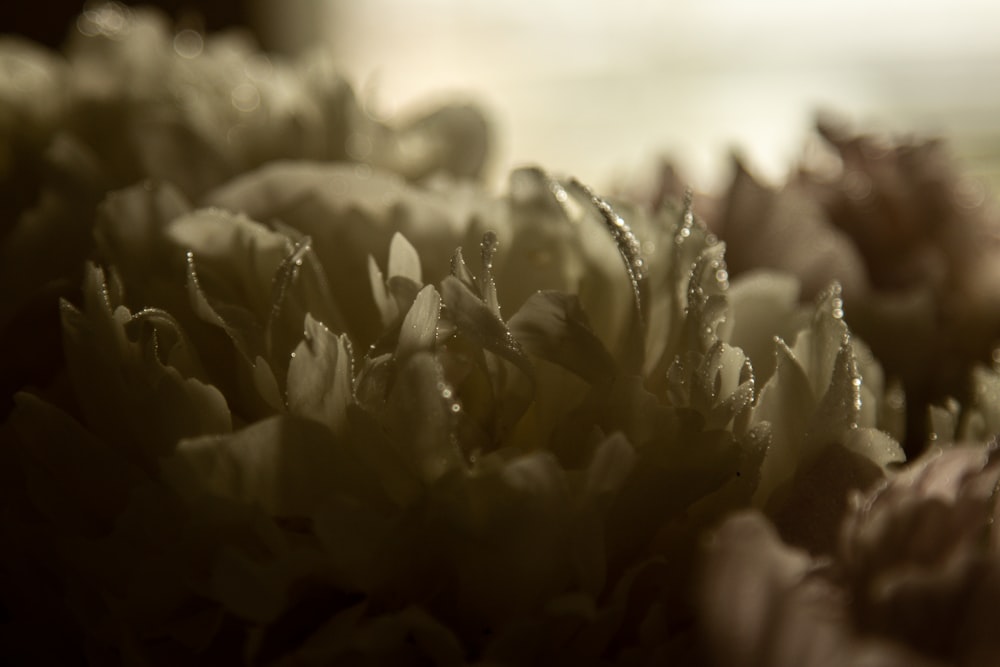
[480,230,499,270]
[831,296,845,319]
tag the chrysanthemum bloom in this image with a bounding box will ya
[700,442,1000,667]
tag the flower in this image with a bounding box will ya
[654,118,1000,455]
[699,443,1000,667]
[8,5,1000,667]
[0,1,489,419]
[2,145,905,663]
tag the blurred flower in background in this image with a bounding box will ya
[12,1,1000,188]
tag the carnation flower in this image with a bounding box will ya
[700,443,1000,667]
[653,119,1000,454]
[2,145,903,664]
[0,1,488,419]
[7,5,1000,667]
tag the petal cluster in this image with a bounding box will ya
[3,5,1000,667]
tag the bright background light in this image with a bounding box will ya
[258,0,1000,190]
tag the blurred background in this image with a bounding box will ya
[8,0,1000,190]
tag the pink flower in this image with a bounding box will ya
[700,443,1000,666]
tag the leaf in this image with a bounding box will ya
[185,251,262,363]
[507,290,616,385]
[266,235,346,380]
[929,398,961,445]
[287,314,354,435]
[384,352,464,484]
[804,339,862,450]
[167,208,291,322]
[396,284,441,361]
[93,180,192,295]
[440,275,532,378]
[752,338,816,505]
[582,432,636,504]
[61,263,232,457]
[726,270,804,384]
[960,365,1000,442]
[387,231,422,284]
[368,254,397,327]
[206,162,466,343]
[186,252,283,414]
[210,546,287,624]
[174,415,370,517]
[791,282,849,398]
[842,428,905,469]
[8,393,140,536]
